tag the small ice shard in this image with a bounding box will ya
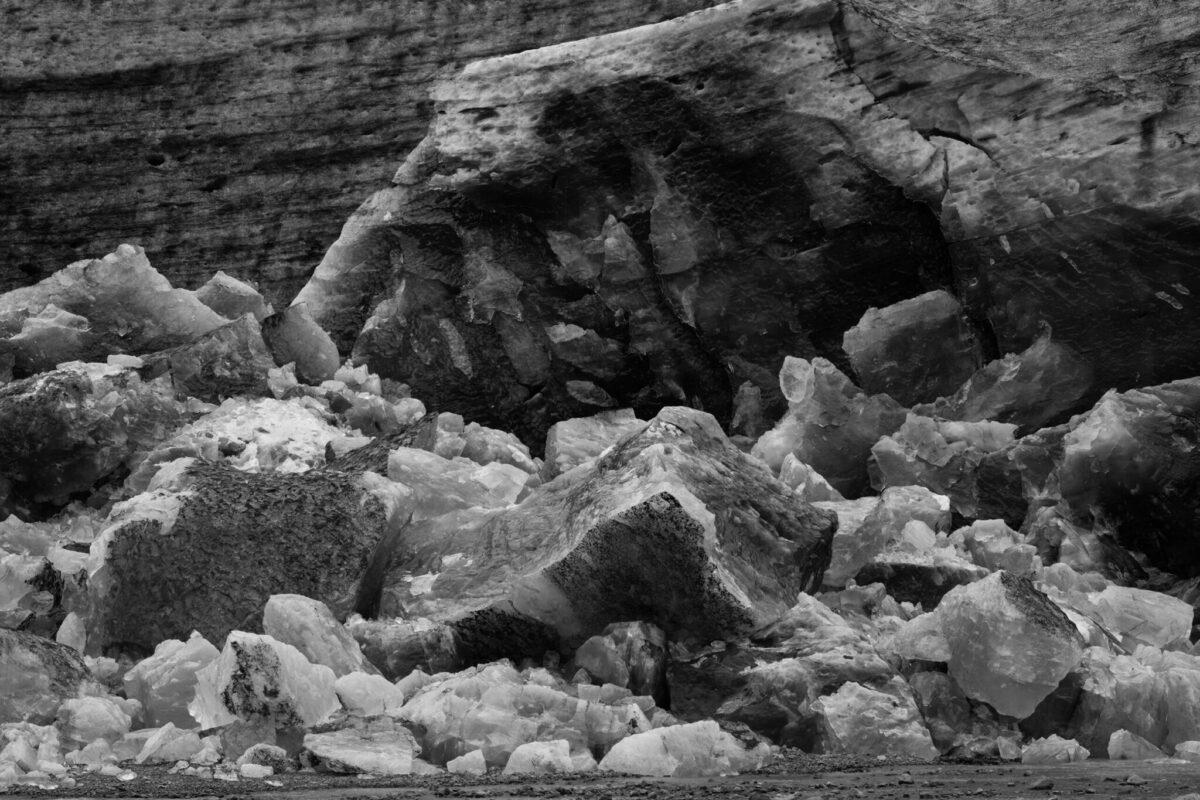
[502,739,574,775]
[937,572,1084,718]
[447,749,488,775]
[1108,729,1166,760]
[261,303,340,384]
[188,632,340,732]
[123,632,221,728]
[0,630,94,724]
[753,356,906,497]
[812,678,938,759]
[334,672,406,717]
[573,621,667,704]
[302,721,420,775]
[195,271,271,322]
[598,720,770,777]
[842,290,983,406]
[263,594,378,678]
[541,409,646,480]
[1021,735,1089,764]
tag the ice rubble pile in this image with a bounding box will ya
[4,248,1200,788]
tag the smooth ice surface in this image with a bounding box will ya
[334,672,405,717]
[598,720,770,777]
[263,594,377,678]
[1107,729,1165,760]
[502,739,574,775]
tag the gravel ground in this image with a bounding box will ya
[5,754,1200,800]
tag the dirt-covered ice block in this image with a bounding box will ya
[87,463,405,652]
[345,615,462,680]
[0,629,95,724]
[0,362,183,506]
[842,290,982,406]
[123,632,220,728]
[812,677,938,759]
[753,357,906,497]
[374,407,836,660]
[263,594,378,678]
[0,244,228,372]
[598,720,770,777]
[189,632,340,732]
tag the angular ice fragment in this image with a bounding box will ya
[263,594,377,678]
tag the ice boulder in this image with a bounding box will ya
[502,739,576,775]
[262,304,340,384]
[752,357,906,497]
[937,572,1085,719]
[140,314,276,402]
[812,678,938,759]
[56,697,134,746]
[1086,585,1192,650]
[0,630,94,724]
[334,672,405,717]
[823,485,949,589]
[345,615,461,680]
[123,632,221,728]
[263,594,378,678]
[842,290,982,406]
[1021,735,1089,764]
[195,271,271,322]
[134,723,204,764]
[574,621,667,704]
[188,632,340,733]
[447,749,487,775]
[302,720,420,775]
[598,720,770,777]
[374,407,835,659]
[1108,729,1166,760]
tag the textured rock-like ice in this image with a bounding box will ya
[752,356,907,497]
[262,594,377,678]
[1021,735,1089,764]
[302,720,420,775]
[842,290,982,406]
[447,749,487,775]
[1086,585,1192,650]
[917,334,1093,431]
[574,621,667,703]
[957,519,1040,576]
[195,271,271,322]
[779,454,844,503]
[812,678,938,759]
[872,414,1018,517]
[334,672,406,717]
[823,485,949,588]
[1107,728,1165,760]
[345,615,461,680]
[387,446,529,518]
[262,303,340,384]
[123,632,220,729]
[502,739,575,775]
[0,244,227,372]
[188,632,340,732]
[397,661,652,767]
[542,410,646,480]
[935,572,1085,718]
[0,630,94,725]
[598,720,770,777]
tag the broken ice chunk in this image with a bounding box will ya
[195,271,271,322]
[812,678,938,759]
[1021,735,1089,764]
[302,721,420,775]
[261,304,340,384]
[502,739,575,775]
[263,594,378,678]
[334,672,406,717]
[1108,728,1166,760]
[541,410,646,480]
[123,631,220,728]
[597,720,770,777]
